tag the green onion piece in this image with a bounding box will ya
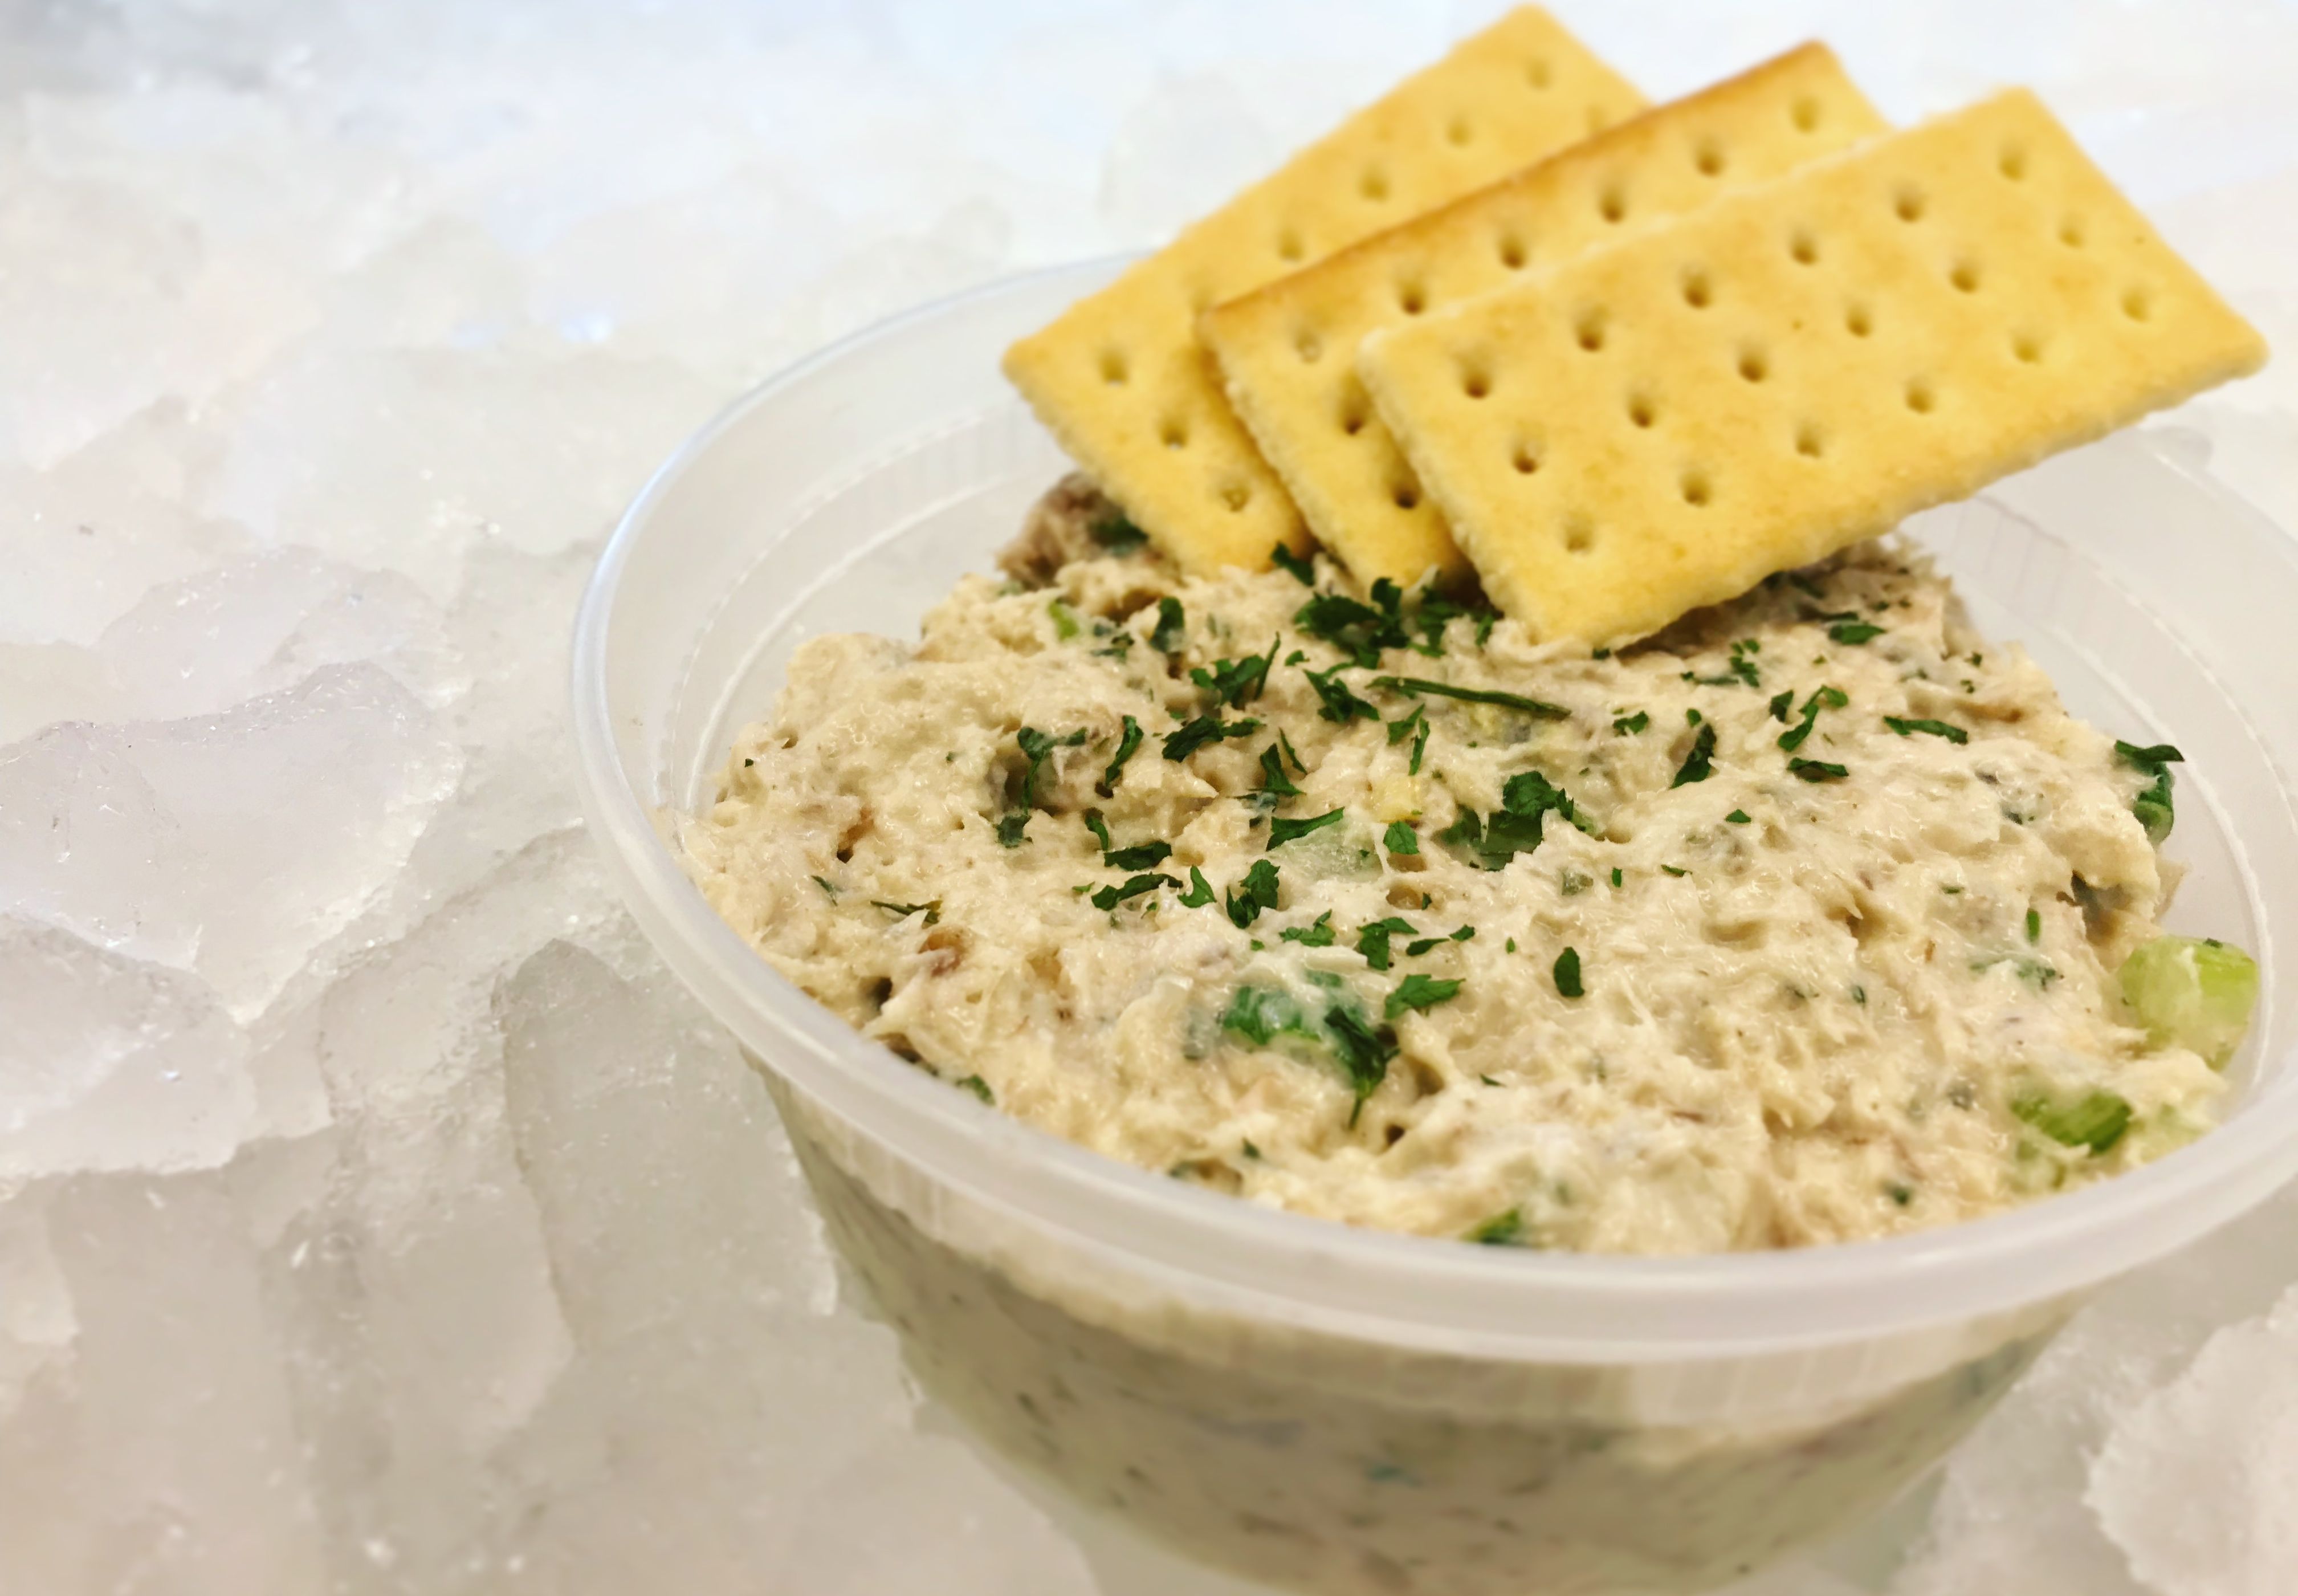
[1372,675,1570,719]
[2119,934,2259,1068]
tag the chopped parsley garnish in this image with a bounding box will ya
[1278,728,1308,775]
[2026,907,2043,944]
[1441,769,1594,870]
[1383,820,1420,856]
[1467,1208,1525,1246]
[1192,638,1279,708]
[1777,685,1848,752]
[1221,983,1307,1047]
[1726,809,1751,824]
[1105,838,1174,871]
[1178,866,1216,907]
[2114,740,2183,843]
[1089,512,1148,553]
[1150,596,1185,653]
[1303,662,1380,723]
[1387,972,1463,1018]
[1082,809,1112,853]
[1474,612,1498,648]
[872,899,942,925]
[1685,638,1763,688]
[1295,584,1411,665]
[1975,953,2059,989]
[1409,588,1488,656]
[1552,946,1584,998]
[1322,1004,1398,1124]
[1091,873,1178,911]
[1355,916,1416,971]
[995,813,1032,847]
[1372,675,1571,719]
[1225,859,1281,927]
[1767,690,1793,722]
[1559,869,1590,895]
[1016,726,1087,809]
[1163,712,1261,761]
[1788,758,1849,782]
[1670,723,1718,787]
[1254,743,1303,804]
[1611,868,1624,887]
[955,1073,996,1104]
[1612,710,1649,735]
[1788,572,1827,600]
[1281,911,1337,946]
[2012,1087,2132,1155]
[810,875,839,898]
[1101,715,1144,793]
[1270,542,1317,584]
[1403,926,1473,956]
[1268,808,1346,850]
[1047,598,1081,639]
[1885,715,1968,744]
[1827,620,1885,646]
[1661,864,1689,877]
[1886,1182,1914,1207]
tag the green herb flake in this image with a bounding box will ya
[1788,758,1850,782]
[1278,727,1309,776]
[1225,859,1281,928]
[2012,1088,2133,1155]
[1559,868,1591,895]
[1303,662,1380,724]
[2026,907,2043,944]
[1047,598,1081,640]
[1271,542,1317,585]
[1767,690,1793,723]
[1387,972,1464,1018]
[1191,637,1280,708]
[1612,710,1650,735]
[1295,588,1409,666]
[1221,983,1307,1047]
[2114,740,2184,843]
[996,812,1032,847]
[1725,809,1751,824]
[1105,838,1174,872]
[1611,868,1624,887]
[1885,715,1969,744]
[1372,675,1571,719]
[955,1073,996,1105]
[1150,596,1185,653]
[1777,685,1848,752]
[1102,715,1145,792]
[1661,864,1689,877]
[1383,820,1420,856]
[1268,807,1346,850]
[1885,1182,1914,1207]
[1505,938,1517,952]
[1178,866,1216,907]
[1255,742,1303,803]
[1091,873,1179,912]
[1468,1208,1526,1247]
[810,875,840,898]
[872,899,942,925]
[1355,916,1416,972]
[1163,712,1261,762]
[1553,947,1584,998]
[1242,1139,1263,1159]
[1281,910,1337,947]
[1828,620,1885,646]
[1323,1004,1399,1124]
[1670,723,1718,787]
[1090,512,1148,553]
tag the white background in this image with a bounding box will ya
[2,3,2295,1591]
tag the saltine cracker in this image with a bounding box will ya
[1204,43,1885,589]
[1001,7,1642,575]
[1358,89,2267,645]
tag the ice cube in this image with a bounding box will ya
[0,663,462,1018]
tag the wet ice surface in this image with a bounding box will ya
[2,2,2296,1591]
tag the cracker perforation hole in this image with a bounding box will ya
[1905,378,1936,414]
[1221,482,1253,512]
[1737,347,1769,384]
[1950,260,1982,294]
[1598,184,1628,224]
[1526,58,1553,88]
[1627,393,1656,429]
[1791,96,1822,132]
[1511,442,1541,475]
[1680,469,1713,507]
[1574,311,1608,352]
[1585,104,1610,135]
[1893,186,1926,223]
[1789,229,1820,266]
[1277,229,1306,263]
[1361,166,1390,202]
[1562,515,1595,553]
[1392,483,1421,511]
[1099,350,1129,385]
[1794,424,1824,458]
[1460,362,1492,400]
[1999,145,2027,180]
[2011,332,2044,364]
[1397,281,1428,316]
[1694,140,1726,177]
[1340,403,1368,437]
[1681,268,1713,310]
[1295,330,1323,363]
[1447,116,1474,147]
[2060,215,2087,248]
[1497,233,1528,270]
[1161,418,1189,450]
[2122,286,2154,322]
[1845,303,1874,338]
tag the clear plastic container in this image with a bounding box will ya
[569,259,2298,1594]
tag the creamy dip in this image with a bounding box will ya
[686,476,2223,1253]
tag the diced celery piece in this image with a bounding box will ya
[2012,1088,2133,1155]
[2120,934,2260,1069]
